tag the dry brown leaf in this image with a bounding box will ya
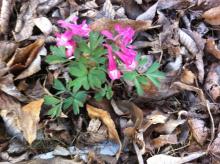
[147,151,206,164]
[0,0,14,34]
[7,38,44,75]
[188,118,208,145]
[180,69,196,85]
[122,0,143,19]
[206,38,220,59]
[90,18,152,32]
[0,41,17,62]
[203,5,220,25]
[0,62,9,77]
[20,99,44,144]
[0,74,28,102]
[136,1,158,21]
[33,17,53,35]
[204,63,220,102]
[86,104,121,159]
[151,134,178,149]
[154,119,185,134]
[209,133,220,155]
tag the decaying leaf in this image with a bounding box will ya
[7,38,44,76]
[205,63,220,102]
[0,41,17,62]
[0,0,14,34]
[86,104,121,159]
[188,118,208,145]
[151,134,178,149]
[90,18,152,32]
[209,133,220,155]
[136,1,158,21]
[20,99,44,144]
[202,5,220,25]
[206,38,220,59]
[102,0,115,19]
[33,17,53,35]
[0,74,27,102]
[180,69,196,85]
[147,151,206,164]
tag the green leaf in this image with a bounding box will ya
[123,71,137,81]
[147,76,161,88]
[137,76,148,85]
[78,39,90,54]
[50,46,66,57]
[134,79,144,96]
[89,32,104,50]
[94,89,106,101]
[69,63,88,77]
[75,91,87,103]
[147,71,165,78]
[53,79,66,91]
[44,95,60,105]
[91,47,106,57]
[48,103,62,118]
[146,62,161,74]
[63,97,73,110]
[73,100,80,115]
[45,55,66,64]
[106,86,113,100]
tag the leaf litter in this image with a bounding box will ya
[1,0,220,163]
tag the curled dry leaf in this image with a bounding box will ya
[20,99,44,144]
[147,151,206,164]
[0,74,28,102]
[0,0,14,34]
[102,0,116,19]
[180,69,196,85]
[206,38,220,59]
[204,63,220,102]
[33,17,53,35]
[0,61,9,77]
[136,1,158,21]
[151,134,178,149]
[202,5,220,25]
[86,104,121,159]
[13,1,40,42]
[7,38,44,75]
[188,118,208,145]
[0,41,17,62]
[90,18,152,32]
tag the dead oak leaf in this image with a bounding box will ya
[20,99,44,144]
[86,104,121,160]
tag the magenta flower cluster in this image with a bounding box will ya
[55,17,138,81]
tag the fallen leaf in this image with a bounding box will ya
[203,5,220,25]
[7,38,44,76]
[147,151,206,164]
[204,63,220,102]
[122,0,143,19]
[209,133,220,155]
[33,17,53,35]
[151,134,178,149]
[86,104,121,159]
[188,118,208,145]
[0,41,17,62]
[136,1,158,21]
[0,74,28,102]
[0,0,14,34]
[101,0,116,19]
[154,119,186,134]
[180,69,196,85]
[206,38,220,59]
[20,99,44,144]
[90,18,152,32]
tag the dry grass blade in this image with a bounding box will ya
[86,104,121,160]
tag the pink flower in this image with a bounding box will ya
[115,51,137,71]
[101,30,114,40]
[115,24,135,45]
[65,41,76,58]
[55,31,73,47]
[104,44,121,80]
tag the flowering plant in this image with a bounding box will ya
[44,17,165,117]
